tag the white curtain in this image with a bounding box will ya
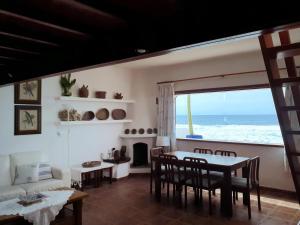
[157,83,176,151]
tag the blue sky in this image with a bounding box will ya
[176,88,277,115]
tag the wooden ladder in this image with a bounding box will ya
[259,28,300,202]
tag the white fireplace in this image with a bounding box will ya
[119,134,157,173]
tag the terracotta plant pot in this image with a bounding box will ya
[95,91,106,99]
[79,85,89,98]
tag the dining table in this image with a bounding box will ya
[154,151,249,217]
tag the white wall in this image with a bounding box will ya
[126,50,295,191]
[0,66,134,168]
[0,47,296,191]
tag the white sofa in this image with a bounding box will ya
[0,151,71,202]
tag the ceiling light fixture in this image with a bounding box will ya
[135,48,147,54]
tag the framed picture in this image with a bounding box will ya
[14,80,41,104]
[14,105,41,135]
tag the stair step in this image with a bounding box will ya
[284,130,300,135]
[280,106,300,111]
[267,42,300,59]
[272,77,300,86]
[288,152,300,156]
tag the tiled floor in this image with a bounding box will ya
[82,175,300,225]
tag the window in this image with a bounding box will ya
[176,88,283,145]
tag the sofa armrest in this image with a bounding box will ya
[52,167,71,188]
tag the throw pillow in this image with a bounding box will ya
[39,162,53,180]
[14,163,39,185]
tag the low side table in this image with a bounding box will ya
[71,162,114,191]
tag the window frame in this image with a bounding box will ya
[175,83,284,147]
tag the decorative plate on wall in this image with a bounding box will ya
[96,108,109,120]
[138,128,145,134]
[82,111,95,121]
[147,128,153,134]
[112,109,126,120]
[131,129,137,134]
[124,129,130,134]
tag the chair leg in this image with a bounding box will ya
[185,186,187,208]
[235,191,238,200]
[194,188,198,205]
[247,192,251,219]
[173,184,176,199]
[150,173,153,194]
[167,183,170,199]
[233,191,236,205]
[257,186,261,211]
[199,188,203,203]
[208,190,212,215]
[213,189,216,196]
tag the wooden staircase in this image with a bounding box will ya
[259,28,300,202]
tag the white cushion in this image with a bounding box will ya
[20,179,66,194]
[14,163,39,185]
[39,163,53,180]
[0,185,26,202]
[10,151,48,181]
[0,155,12,186]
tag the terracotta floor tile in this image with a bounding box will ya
[80,176,299,225]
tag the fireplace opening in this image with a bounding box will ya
[132,142,148,167]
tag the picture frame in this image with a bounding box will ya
[14,105,41,135]
[14,80,41,104]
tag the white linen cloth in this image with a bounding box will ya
[157,83,176,151]
[0,190,74,225]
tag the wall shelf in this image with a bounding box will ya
[55,96,135,103]
[120,134,157,138]
[56,120,133,126]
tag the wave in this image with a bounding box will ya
[176,124,283,145]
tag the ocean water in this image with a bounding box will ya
[176,115,283,144]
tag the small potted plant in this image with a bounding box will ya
[60,73,76,96]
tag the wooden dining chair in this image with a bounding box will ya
[231,157,261,219]
[212,150,238,198]
[214,149,237,157]
[150,147,165,194]
[159,154,182,199]
[194,148,213,154]
[183,157,223,214]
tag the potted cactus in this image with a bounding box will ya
[60,73,76,96]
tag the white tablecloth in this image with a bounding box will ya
[0,190,74,225]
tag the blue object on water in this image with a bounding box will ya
[186,134,203,139]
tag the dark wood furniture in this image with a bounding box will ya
[193,148,213,154]
[0,190,88,225]
[154,151,249,217]
[159,154,181,199]
[232,157,261,219]
[213,150,238,198]
[150,147,164,194]
[183,157,222,214]
[215,150,237,157]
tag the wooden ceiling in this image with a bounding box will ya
[0,1,300,85]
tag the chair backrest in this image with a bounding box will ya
[215,150,237,157]
[194,148,213,154]
[150,147,164,159]
[158,154,179,182]
[183,157,210,188]
[248,156,260,187]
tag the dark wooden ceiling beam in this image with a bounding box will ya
[0,31,60,47]
[19,0,127,31]
[0,46,40,55]
[0,55,24,62]
[0,10,93,43]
